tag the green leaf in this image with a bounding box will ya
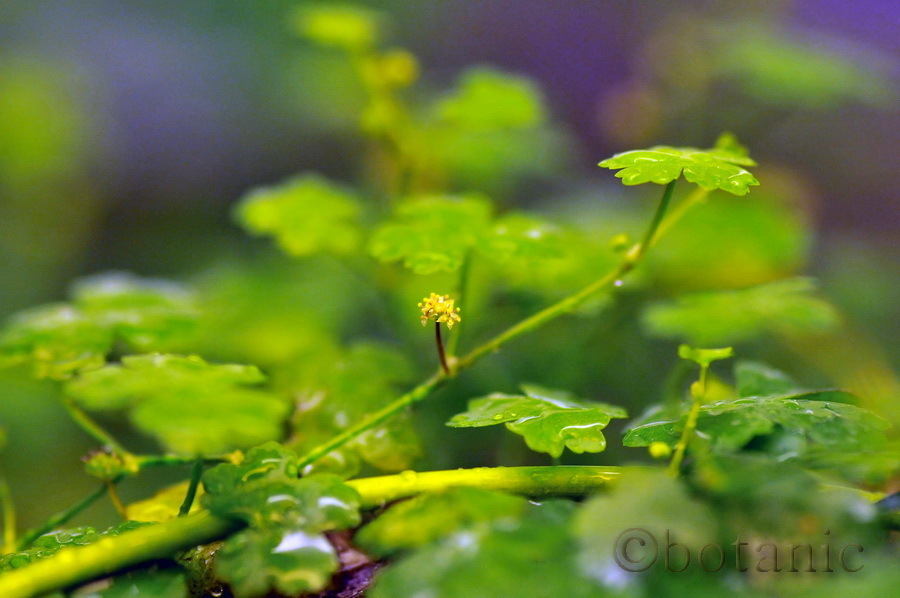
[642,277,840,345]
[0,273,197,380]
[478,212,564,264]
[289,342,420,474]
[356,487,529,557]
[434,67,546,130]
[624,392,890,454]
[574,468,718,577]
[202,443,361,531]
[290,4,382,51]
[70,566,187,598]
[202,444,361,596]
[677,344,734,367]
[370,501,601,598]
[447,384,627,458]
[735,360,805,397]
[369,194,491,274]
[234,174,362,257]
[65,354,289,455]
[215,527,337,598]
[599,134,759,195]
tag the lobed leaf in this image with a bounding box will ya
[599,133,759,195]
[447,384,627,458]
[624,391,890,454]
[642,277,840,345]
[70,566,187,598]
[356,487,529,557]
[215,527,336,597]
[478,212,564,264]
[65,354,289,455]
[0,273,197,380]
[234,174,362,258]
[369,195,491,274]
[202,443,361,596]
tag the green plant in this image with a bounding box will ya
[0,6,896,597]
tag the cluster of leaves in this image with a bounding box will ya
[0,4,896,598]
[200,443,362,596]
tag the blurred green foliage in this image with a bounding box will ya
[0,2,896,597]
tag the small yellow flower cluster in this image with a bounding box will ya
[418,293,461,329]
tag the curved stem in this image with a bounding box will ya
[0,466,620,597]
[61,397,131,458]
[297,181,697,469]
[668,364,709,477]
[16,480,119,551]
[297,373,446,471]
[178,458,205,517]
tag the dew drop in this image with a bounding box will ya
[614,280,623,287]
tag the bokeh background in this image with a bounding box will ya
[0,0,896,530]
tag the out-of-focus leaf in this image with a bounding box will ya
[290,342,420,474]
[644,190,810,291]
[202,443,360,597]
[70,566,187,598]
[370,501,601,598]
[624,392,890,453]
[356,487,529,557]
[434,67,546,130]
[215,527,336,598]
[290,4,382,51]
[677,345,733,367]
[0,274,197,380]
[714,26,894,108]
[448,384,627,458]
[234,174,362,258]
[599,134,758,195]
[0,522,154,572]
[575,468,718,581]
[642,278,840,345]
[65,354,289,455]
[478,212,564,264]
[735,360,805,397]
[369,195,491,274]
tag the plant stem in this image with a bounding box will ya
[1,475,15,554]
[16,480,118,551]
[178,458,205,517]
[348,465,621,509]
[631,179,676,263]
[297,373,446,471]
[668,364,709,477]
[435,322,450,375]
[61,396,131,458]
[0,466,619,597]
[297,181,696,469]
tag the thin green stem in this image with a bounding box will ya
[297,373,446,471]
[631,179,676,263]
[1,475,16,554]
[61,397,131,458]
[16,480,118,551]
[178,458,205,517]
[297,181,694,469]
[0,465,619,597]
[135,455,230,469]
[668,364,709,477]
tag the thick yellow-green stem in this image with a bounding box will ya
[0,466,619,598]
